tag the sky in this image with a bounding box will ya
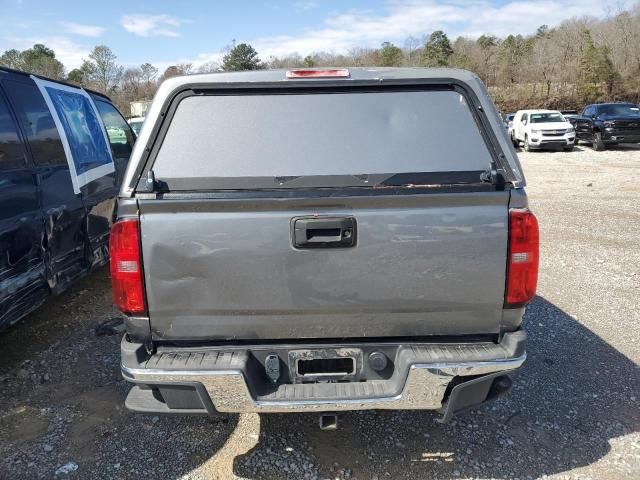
[0,0,629,71]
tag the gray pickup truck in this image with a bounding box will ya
[111,68,538,425]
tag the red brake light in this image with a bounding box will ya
[505,209,539,307]
[286,69,350,78]
[109,219,146,315]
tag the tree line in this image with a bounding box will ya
[2,5,639,115]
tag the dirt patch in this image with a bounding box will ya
[0,405,49,446]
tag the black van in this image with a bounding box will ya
[0,67,134,329]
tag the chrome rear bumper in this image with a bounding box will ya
[121,331,526,414]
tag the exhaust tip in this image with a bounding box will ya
[319,414,338,430]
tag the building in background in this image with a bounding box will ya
[130,100,151,118]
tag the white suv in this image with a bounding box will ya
[512,110,575,151]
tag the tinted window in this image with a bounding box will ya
[0,93,26,170]
[598,104,640,117]
[583,106,594,117]
[94,100,134,158]
[4,81,66,166]
[154,90,494,189]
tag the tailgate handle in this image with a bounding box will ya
[293,217,357,249]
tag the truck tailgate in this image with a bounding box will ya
[139,191,508,341]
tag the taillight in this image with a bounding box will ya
[505,209,539,307]
[286,69,350,78]
[109,218,146,315]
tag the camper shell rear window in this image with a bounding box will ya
[149,88,496,191]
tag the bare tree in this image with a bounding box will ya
[82,45,123,93]
[404,35,421,65]
[140,63,158,83]
[196,61,222,73]
[267,53,304,69]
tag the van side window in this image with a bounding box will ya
[94,100,134,158]
[0,93,26,170]
[3,81,66,166]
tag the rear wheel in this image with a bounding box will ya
[592,132,606,151]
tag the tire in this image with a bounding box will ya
[593,132,606,151]
[524,135,532,152]
[511,132,519,148]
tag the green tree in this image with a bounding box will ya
[477,34,498,50]
[66,68,85,84]
[421,31,453,67]
[475,35,499,85]
[0,49,22,69]
[535,24,550,38]
[0,44,65,79]
[379,42,403,67]
[498,34,532,84]
[578,30,620,102]
[303,55,315,67]
[450,51,473,70]
[222,43,262,71]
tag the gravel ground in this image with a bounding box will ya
[1,144,639,480]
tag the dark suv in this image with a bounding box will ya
[572,103,640,150]
[0,67,134,330]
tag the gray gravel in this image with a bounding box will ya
[1,144,638,479]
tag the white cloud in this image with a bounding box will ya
[141,0,619,72]
[245,0,611,58]
[60,21,105,37]
[47,37,90,68]
[121,14,182,37]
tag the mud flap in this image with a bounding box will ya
[437,371,513,423]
